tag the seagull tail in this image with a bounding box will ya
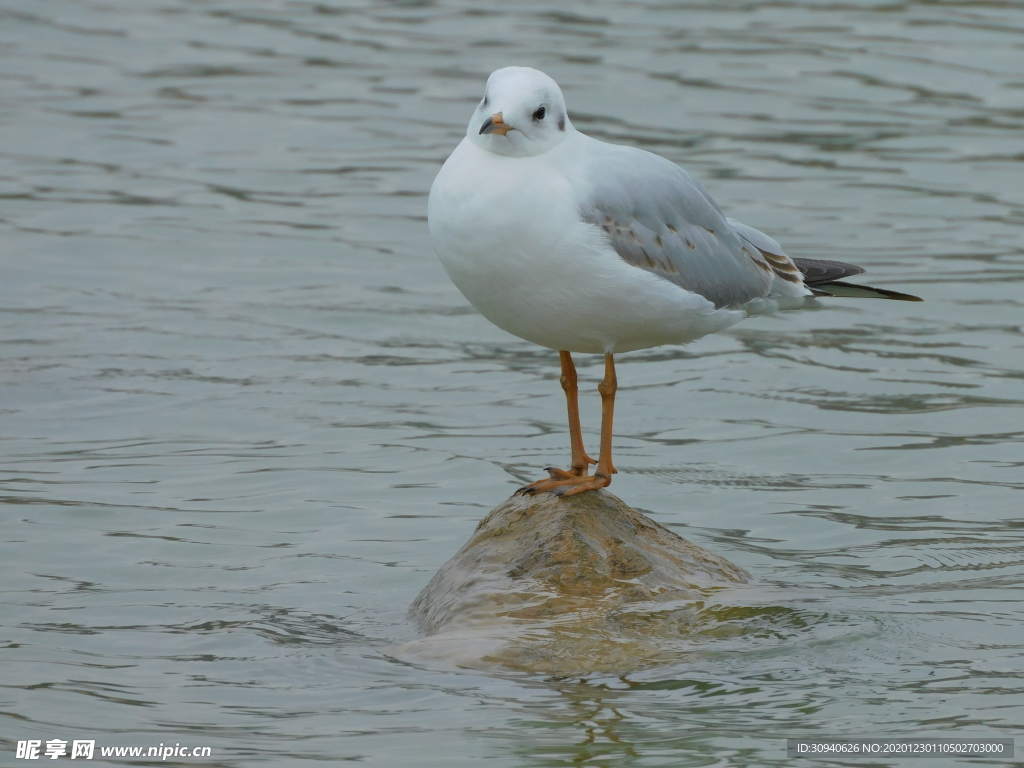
[793,258,923,302]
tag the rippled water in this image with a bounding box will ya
[3,0,1023,765]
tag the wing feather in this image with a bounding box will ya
[726,218,805,286]
[790,258,865,286]
[575,143,774,309]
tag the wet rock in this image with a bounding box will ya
[405,490,751,674]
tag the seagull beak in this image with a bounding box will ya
[479,112,513,136]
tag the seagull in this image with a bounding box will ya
[427,66,921,497]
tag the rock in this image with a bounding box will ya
[404,490,751,674]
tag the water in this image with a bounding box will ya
[2,0,1023,764]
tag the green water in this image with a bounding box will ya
[2,1,1022,765]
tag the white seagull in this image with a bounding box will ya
[428,66,921,497]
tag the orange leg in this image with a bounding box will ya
[516,351,595,494]
[559,353,617,496]
[517,353,617,497]
[561,351,597,476]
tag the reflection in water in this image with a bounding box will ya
[2,0,1024,765]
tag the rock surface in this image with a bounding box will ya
[405,490,751,673]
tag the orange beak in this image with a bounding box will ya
[479,112,513,136]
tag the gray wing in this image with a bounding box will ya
[576,143,775,309]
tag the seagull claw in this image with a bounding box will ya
[555,473,611,497]
[516,468,611,497]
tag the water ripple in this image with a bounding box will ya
[3,0,1023,765]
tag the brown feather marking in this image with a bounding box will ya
[776,270,802,283]
[761,250,803,283]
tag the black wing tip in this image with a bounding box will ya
[792,257,866,285]
[814,281,924,302]
[792,258,922,301]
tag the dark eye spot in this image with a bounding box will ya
[532,106,546,121]
[482,95,489,108]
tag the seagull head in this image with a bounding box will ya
[467,67,572,158]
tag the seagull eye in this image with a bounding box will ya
[482,95,489,108]
[533,106,546,121]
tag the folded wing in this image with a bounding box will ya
[574,141,921,306]
[576,143,779,309]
